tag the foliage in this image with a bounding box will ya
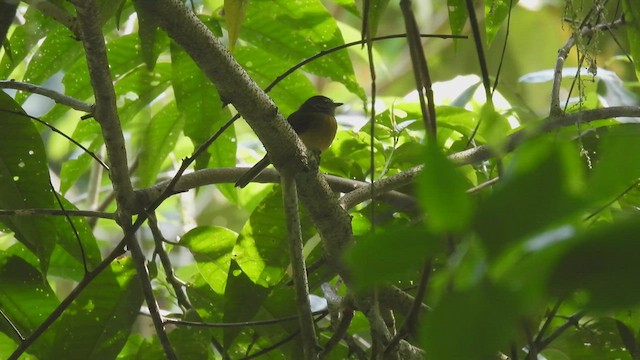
[0,0,640,359]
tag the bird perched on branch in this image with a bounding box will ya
[235,95,342,188]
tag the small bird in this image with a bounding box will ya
[235,95,343,188]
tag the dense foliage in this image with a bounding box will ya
[1,0,640,359]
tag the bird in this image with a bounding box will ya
[235,95,343,188]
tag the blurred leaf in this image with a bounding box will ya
[345,224,438,291]
[623,0,640,80]
[0,91,55,272]
[473,138,585,256]
[419,141,473,233]
[0,255,58,353]
[588,124,640,203]
[548,217,640,310]
[41,257,143,360]
[224,0,249,51]
[0,7,53,78]
[485,0,518,45]
[421,281,522,360]
[364,0,390,38]
[181,226,237,294]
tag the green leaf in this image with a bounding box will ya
[419,141,473,233]
[170,42,235,173]
[485,0,518,45]
[0,255,58,353]
[224,0,249,51]
[421,281,522,360]
[233,186,314,287]
[447,0,467,36]
[133,1,160,70]
[39,257,143,360]
[138,102,184,188]
[222,260,270,348]
[364,0,390,38]
[548,217,640,310]
[588,124,640,204]
[345,225,439,291]
[473,138,584,256]
[181,226,237,294]
[0,91,55,272]
[239,0,364,99]
[623,0,640,79]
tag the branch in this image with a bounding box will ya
[0,80,94,113]
[281,174,319,359]
[550,19,626,115]
[71,0,136,219]
[0,208,115,219]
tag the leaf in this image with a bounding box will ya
[239,0,365,99]
[419,141,473,233]
[40,257,143,360]
[0,255,58,353]
[224,0,249,52]
[364,0,390,38]
[133,1,160,70]
[138,102,184,188]
[233,186,315,287]
[222,260,270,348]
[169,42,235,172]
[473,138,584,256]
[588,124,640,203]
[485,0,518,45]
[0,91,56,272]
[421,281,522,360]
[345,224,439,291]
[181,226,237,294]
[622,0,640,80]
[447,0,467,36]
[548,217,640,310]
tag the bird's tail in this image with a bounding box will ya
[235,155,271,188]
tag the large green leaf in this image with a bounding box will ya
[0,255,58,356]
[421,281,522,360]
[588,124,640,204]
[138,102,184,188]
[239,0,364,99]
[169,42,235,178]
[222,260,270,348]
[181,225,237,294]
[38,257,143,360]
[345,224,438,291]
[473,138,585,256]
[233,187,314,287]
[0,91,56,272]
[419,141,473,233]
[548,217,640,310]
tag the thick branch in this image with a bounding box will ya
[133,0,354,277]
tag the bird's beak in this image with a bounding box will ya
[334,102,344,107]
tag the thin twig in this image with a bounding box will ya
[400,0,436,138]
[0,309,24,341]
[0,109,109,171]
[49,180,88,274]
[0,80,94,113]
[0,208,115,219]
[163,310,328,328]
[282,173,319,359]
[148,213,191,310]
